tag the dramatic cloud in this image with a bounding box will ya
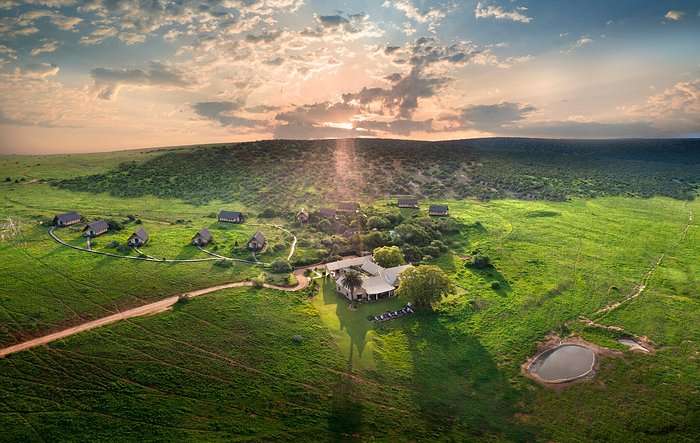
[664,10,685,21]
[474,2,532,23]
[90,62,193,99]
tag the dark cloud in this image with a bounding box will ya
[343,67,448,117]
[90,61,192,99]
[445,102,536,130]
[192,100,265,128]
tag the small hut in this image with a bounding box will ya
[248,231,266,251]
[192,228,213,246]
[428,205,449,217]
[218,210,244,224]
[83,220,109,237]
[53,212,81,227]
[397,198,419,209]
[127,227,149,247]
[296,208,309,224]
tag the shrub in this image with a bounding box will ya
[470,254,491,269]
[491,281,501,290]
[105,219,123,231]
[251,276,265,288]
[214,260,233,268]
[106,241,120,249]
[271,258,293,273]
[272,243,286,252]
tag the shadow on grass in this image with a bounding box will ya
[327,374,364,442]
[468,265,512,295]
[175,245,200,260]
[403,312,536,441]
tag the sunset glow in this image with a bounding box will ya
[0,1,699,153]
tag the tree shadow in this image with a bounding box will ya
[403,313,536,441]
[327,373,364,442]
[468,265,512,295]
[319,278,404,369]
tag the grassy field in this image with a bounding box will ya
[0,145,699,442]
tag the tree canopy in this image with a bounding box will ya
[396,265,453,309]
[373,246,405,268]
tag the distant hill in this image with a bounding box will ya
[56,138,700,208]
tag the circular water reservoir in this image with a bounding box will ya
[529,344,596,383]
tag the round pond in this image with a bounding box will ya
[529,344,596,383]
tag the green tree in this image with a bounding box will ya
[366,216,390,229]
[396,265,453,309]
[340,269,364,307]
[373,246,405,268]
[270,258,293,273]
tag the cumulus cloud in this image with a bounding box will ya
[633,79,700,134]
[90,62,193,99]
[664,10,685,21]
[301,12,383,40]
[474,2,532,23]
[382,0,452,32]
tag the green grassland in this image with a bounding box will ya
[0,139,699,442]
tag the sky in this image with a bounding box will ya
[0,0,699,154]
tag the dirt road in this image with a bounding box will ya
[0,268,311,359]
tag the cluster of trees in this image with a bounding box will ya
[56,138,699,211]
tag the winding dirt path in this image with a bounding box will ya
[592,207,694,319]
[0,268,311,359]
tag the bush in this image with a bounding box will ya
[491,281,501,290]
[272,243,286,252]
[271,258,293,273]
[105,219,123,231]
[116,244,131,254]
[251,276,265,289]
[470,253,491,269]
[106,241,120,249]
